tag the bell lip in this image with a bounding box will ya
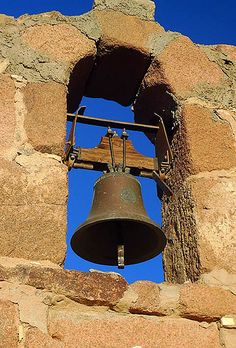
[70,217,166,266]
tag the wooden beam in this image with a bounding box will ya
[76,136,155,172]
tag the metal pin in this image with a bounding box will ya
[118,245,124,269]
[121,129,128,172]
[106,127,116,171]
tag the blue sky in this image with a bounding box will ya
[1,1,235,283]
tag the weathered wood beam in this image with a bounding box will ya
[74,136,155,173]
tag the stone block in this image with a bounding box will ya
[129,280,161,314]
[183,103,236,173]
[200,269,236,295]
[0,204,67,264]
[134,35,224,128]
[26,268,127,307]
[0,156,67,264]
[93,0,156,21]
[0,74,16,160]
[0,257,60,281]
[190,173,236,274]
[0,156,67,206]
[0,257,128,307]
[129,282,181,316]
[21,23,96,64]
[0,58,10,74]
[0,300,19,348]
[158,283,180,315]
[220,328,236,348]
[85,10,164,105]
[14,152,68,205]
[0,281,48,333]
[155,35,224,98]
[25,328,63,348]
[180,284,236,321]
[0,14,15,25]
[221,316,236,329]
[0,159,28,206]
[48,317,220,348]
[21,24,96,112]
[216,44,236,62]
[23,82,67,156]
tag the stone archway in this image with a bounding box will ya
[0,1,236,282]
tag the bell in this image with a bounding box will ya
[70,172,166,268]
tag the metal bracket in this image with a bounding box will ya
[64,108,173,197]
[152,113,173,197]
[154,113,173,173]
[63,106,86,170]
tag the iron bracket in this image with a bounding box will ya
[64,109,173,196]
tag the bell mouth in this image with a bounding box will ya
[71,217,166,266]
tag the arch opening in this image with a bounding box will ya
[64,41,180,283]
[64,96,164,284]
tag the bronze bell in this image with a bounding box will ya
[70,172,166,268]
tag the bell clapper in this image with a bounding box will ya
[118,245,125,269]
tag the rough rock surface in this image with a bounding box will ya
[129,280,161,314]
[220,328,236,348]
[216,44,236,62]
[0,74,16,161]
[21,24,96,64]
[190,171,236,274]
[0,257,235,347]
[134,36,225,131]
[129,280,180,316]
[47,317,220,348]
[0,156,67,263]
[25,328,63,348]
[182,103,236,173]
[21,23,97,112]
[0,300,19,348]
[23,81,67,155]
[0,257,128,307]
[179,283,236,321]
[93,0,156,21]
[200,269,236,294]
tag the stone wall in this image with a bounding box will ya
[0,257,235,347]
[0,0,236,346]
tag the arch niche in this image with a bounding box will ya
[18,6,233,283]
[65,10,195,284]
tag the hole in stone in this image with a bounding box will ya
[64,96,164,284]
